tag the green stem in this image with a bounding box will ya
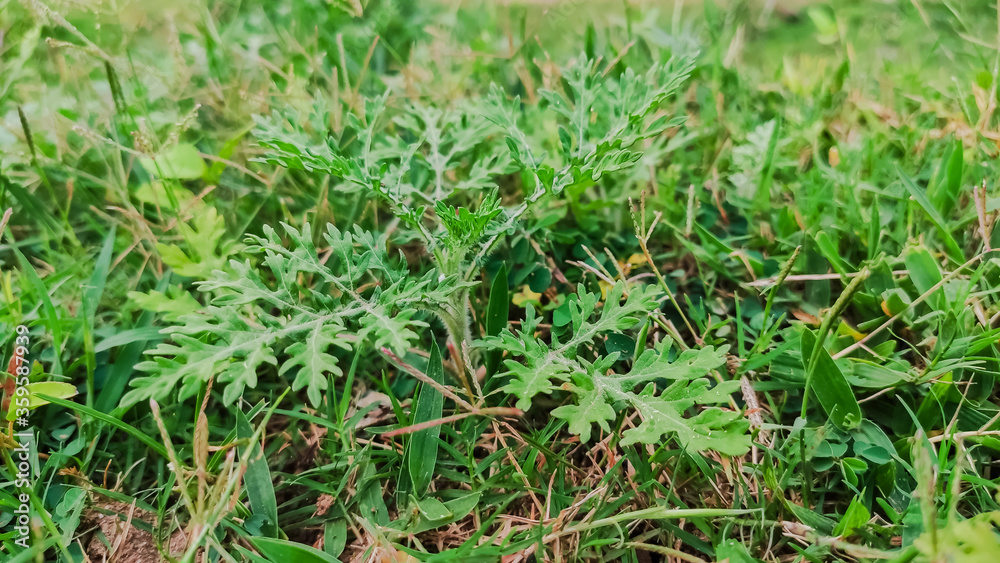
[747,245,801,362]
[439,292,475,400]
[552,506,760,540]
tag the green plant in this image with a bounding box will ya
[481,282,750,452]
[125,223,469,407]
[250,54,695,355]
[8,0,1000,560]
[126,53,747,453]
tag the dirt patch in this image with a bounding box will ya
[80,495,187,563]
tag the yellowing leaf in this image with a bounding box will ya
[133,181,196,211]
[836,321,866,342]
[598,279,613,300]
[512,286,542,307]
[6,381,78,421]
[139,143,207,180]
[626,253,646,266]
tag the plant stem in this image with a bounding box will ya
[439,294,476,401]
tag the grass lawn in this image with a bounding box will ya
[2,0,1000,561]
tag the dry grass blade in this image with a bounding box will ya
[380,347,476,410]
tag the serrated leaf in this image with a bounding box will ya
[554,345,750,453]
[483,282,657,409]
[481,282,750,454]
[128,287,201,322]
[156,208,241,279]
[486,56,693,199]
[280,322,349,408]
[126,223,443,409]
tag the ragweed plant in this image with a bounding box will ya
[124,223,471,407]
[480,282,750,454]
[248,54,697,355]
[126,54,749,452]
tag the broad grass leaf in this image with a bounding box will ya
[251,537,340,563]
[13,247,65,374]
[37,394,169,459]
[800,329,861,429]
[814,230,850,276]
[237,408,279,537]
[903,244,945,309]
[846,359,910,388]
[753,116,782,211]
[898,168,963,262]
[6,381,78,420]
[715,538,757,563]
[930,139,963,217]
[604,333,635,360]
[832,494,871,536]
[357,458,389,526]
[323,520,347,558]
[409,492,481,534]
[408,341,445,496]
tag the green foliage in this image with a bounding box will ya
[912,511,1000,562]
[250,536,340,563]
[407,341,445,496]
[485,282,658,406]
[139,142,207,180]
[7,0,1000,561]
[125,223,467,407]
[434,190,502,251]
[253,95,510,252]
[128,286,201,322]
[155,208,243,279]
[483,282,750,454]
[485,55,694,197]
[559,345,749,454]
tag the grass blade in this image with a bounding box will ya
[753,117,782,212]
[799,329,861,429]
[13,246,64,375]
[251,537,340,563]
[408,340,445,497]
[898,167,963,262]
[485,263,508,379]
[81,225,116,407]
[37,394,169,459]
[237,407,280,538]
